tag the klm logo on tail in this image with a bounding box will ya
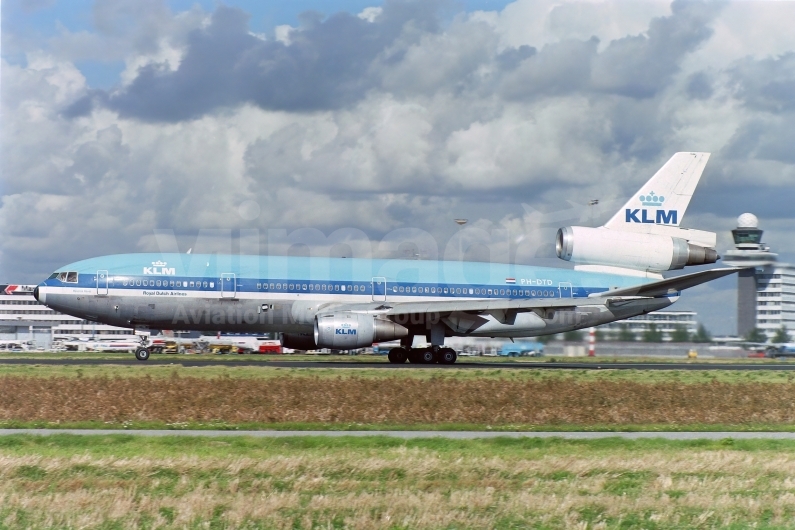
[625,192,677,225]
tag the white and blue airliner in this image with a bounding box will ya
[35,153,739,363]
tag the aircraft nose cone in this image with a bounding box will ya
[33,285,46,305]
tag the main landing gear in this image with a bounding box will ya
[387,346,457,365]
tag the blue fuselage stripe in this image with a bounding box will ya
[44,274,607,299]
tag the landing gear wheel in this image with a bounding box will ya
[407,349,421,364]
[420,348,436,364]
[438,347,457,365]
[135,347,150,361]
[388,347,408,364]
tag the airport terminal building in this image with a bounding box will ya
[0,284,136,350]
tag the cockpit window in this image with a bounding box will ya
[55,271,79,283]
[48,273,58,280]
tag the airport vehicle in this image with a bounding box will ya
[34,153,741,364]
[0,340,35,351]
[763,343,795,358]
[498,341,545,357]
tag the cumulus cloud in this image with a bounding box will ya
[3,0,795,335]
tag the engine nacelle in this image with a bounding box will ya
[280,333,317,350]
[314,313,409,349]
[556,226,718,272]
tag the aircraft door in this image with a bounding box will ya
[96,270,109,296]
[558,282,573,298]
[221,273,236,299]
[372,277,386,302]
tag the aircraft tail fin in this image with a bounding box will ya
[604,152,710,229]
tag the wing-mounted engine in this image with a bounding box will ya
[314,313,409,349]
[556,226,718,272]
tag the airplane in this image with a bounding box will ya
[34,152,741,363]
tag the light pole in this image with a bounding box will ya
[454,219,468,260]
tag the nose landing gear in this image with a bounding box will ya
[134,347,150,361]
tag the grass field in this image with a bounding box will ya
[2,434,795,529]
[4,369,795,431]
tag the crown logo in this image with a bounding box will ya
[639,192,665,207]
[152,260,167,267]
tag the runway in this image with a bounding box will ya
[3,428,795,439]
[0,357,793,370]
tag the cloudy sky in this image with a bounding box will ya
[2,0,795,334]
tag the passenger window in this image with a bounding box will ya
[334,285,339,291]
[444,288,448,294]
[210,282,214,288]
[156,280,161,287]
[257,283,261,289]
[183,281,188,287]
[456,288,461,294]
[276,283,281,289]
[203,282,208,288]
[269,283,274,289]
[123,279,128,286]
[136,280,141,286]
[303,285,307,290]
[189,281,195,287]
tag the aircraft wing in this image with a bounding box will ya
[589,267,743,298]
[324,267,742,317]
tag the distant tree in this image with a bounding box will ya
[563,330,584,342]
[773,325,792,344]
[693,324,713,343]
[618,324,636,342]
[594,329,606,342]
[744,327,767,344]
[537,334,556,344]
[643,324,663,343]
[670,325,691,343]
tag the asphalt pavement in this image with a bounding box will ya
[0,357,794,370]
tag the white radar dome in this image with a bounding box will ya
[737,213,759,228]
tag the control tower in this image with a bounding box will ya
[723,213,781,337]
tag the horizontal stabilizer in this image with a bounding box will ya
[593,267,742,298]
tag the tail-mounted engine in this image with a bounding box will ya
[556,226,718,272]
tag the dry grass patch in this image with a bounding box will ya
[3,373,795,427]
